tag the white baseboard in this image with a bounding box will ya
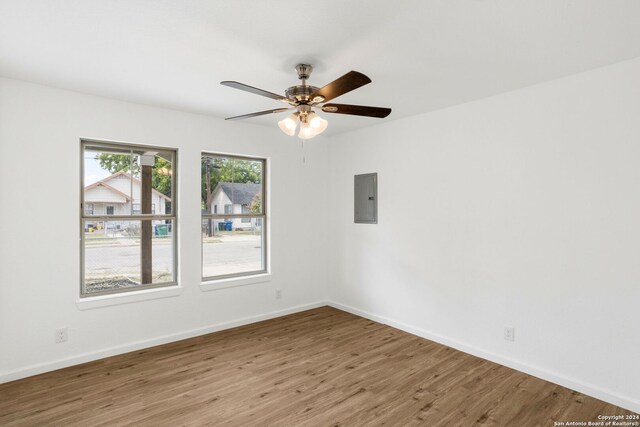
[328,300,640,414]
[0,301,327,384]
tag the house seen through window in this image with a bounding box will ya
[201,153,266,280]
[81,140,176,296]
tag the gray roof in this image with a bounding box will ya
[217,182,261,205]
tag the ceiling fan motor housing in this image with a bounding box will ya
[285,84,320,103]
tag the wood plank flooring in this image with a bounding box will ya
[0,306,636,426]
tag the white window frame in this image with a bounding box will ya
[80,139,178,297]
[201,153,267,283]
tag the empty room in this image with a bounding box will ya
[1,1,639,425]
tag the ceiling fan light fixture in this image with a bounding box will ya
[278,113,299,136]
[308,112,328,135]
[298,122,316,140]
[308,112,320,128]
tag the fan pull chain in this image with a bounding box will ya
[301,139,306,164]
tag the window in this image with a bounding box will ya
[81,140,177,296]
[241,205,251,223]
[201,153,266,280]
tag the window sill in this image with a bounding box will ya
[200,273,272,292]
[76,285,183,310]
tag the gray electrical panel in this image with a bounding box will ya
[354,173,377,224]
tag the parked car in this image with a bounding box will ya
[85,223,100,232]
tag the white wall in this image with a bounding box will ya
[327,58,640,412]
[0,77,329,380]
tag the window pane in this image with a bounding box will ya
[84,219,174,294]
[83,145,174,216]
[130,151,173,215]
[202,217,264,278]
[150,150,174,215]
[152,220,174,284]
[83,146,134,216]
[201,155,263,216]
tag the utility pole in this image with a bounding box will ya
[205,157,213,237]
[140,154,154,284]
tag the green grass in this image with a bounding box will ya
[84,233,112,240]
[214,230,261,236]
[84,234,173,247]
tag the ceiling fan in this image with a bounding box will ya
[221,64,391,139]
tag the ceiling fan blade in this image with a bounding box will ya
[321,103,391,118]
[225,107,292,121]
[309,71,372,103]
[221,81,290,103]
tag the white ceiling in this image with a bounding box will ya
[1,0,640,136]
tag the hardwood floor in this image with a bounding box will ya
[0,307,636,426]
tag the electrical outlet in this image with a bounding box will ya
[55,327,68,343]
[275,289,282,299]
[504,326,515,342]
